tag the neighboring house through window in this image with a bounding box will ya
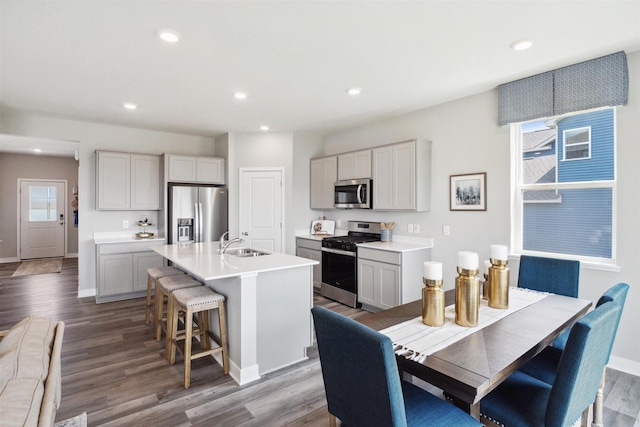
[512,108,615,262]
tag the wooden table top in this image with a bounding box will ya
[357,289,592,418]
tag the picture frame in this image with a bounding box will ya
[450,172,487,211]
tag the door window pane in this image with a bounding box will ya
[29,186,57,221]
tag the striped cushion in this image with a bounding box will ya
[173,286,225,308]
[158,275,202,293]
[147,266,184,280]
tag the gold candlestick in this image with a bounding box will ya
[488,259,509,309]
[422,278,445,327]
[482,273,490,300]
[455,267,479,327]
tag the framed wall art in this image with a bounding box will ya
[450,172,487,211]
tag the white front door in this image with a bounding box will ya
[239,169,284,253]
[19,180,66,259]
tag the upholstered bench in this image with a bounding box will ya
[0,316,65,427]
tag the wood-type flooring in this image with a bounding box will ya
[0,258,638,426]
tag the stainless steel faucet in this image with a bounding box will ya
[219,231,244,253]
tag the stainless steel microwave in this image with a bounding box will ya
[334,179,372,209]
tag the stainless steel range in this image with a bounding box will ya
[321,221,382,308]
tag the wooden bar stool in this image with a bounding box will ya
[154,275,202,341]
[145,266,184,325]
[168,286,229,388]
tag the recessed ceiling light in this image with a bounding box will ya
[122,102,137,110]
[346,87,362,96]
[234,92,248,100]
[510,39,534,51]
[260,125,269,131]
[158,29,180,43]
[33,148,42,153]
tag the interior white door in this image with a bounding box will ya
[239,169,283,253]
[20,180,65,259]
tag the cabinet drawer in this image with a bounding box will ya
[358,247,401,265]
[296,237,322,251]
[97,241,162,255]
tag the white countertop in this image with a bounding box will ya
[151,242,318,281]
[357,236,434,253]
[295,229,348,241]
[94,231,165,245]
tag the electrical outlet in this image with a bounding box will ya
[443,225,450,236]
[123,220,129,229]
[413,224,420,233]
[407,224,414,233]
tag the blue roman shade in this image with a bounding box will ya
[498,51,628,126]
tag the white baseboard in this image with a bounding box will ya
[77,288,96,298]
[609,355,640,378]
[66,253,78,258]
[0,257,20,263]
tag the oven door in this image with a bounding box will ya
[321,248,359,307]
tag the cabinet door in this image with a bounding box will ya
[377,263,401,310]
[197,157,225,184]
[338,150,372,180]
[131,154,160,210]
[310,157,337,210]
[97,152,130,209]
[392,141,416,210]
[372,146,393,209]
[98,253,133,296]
[133,252,164,292]
[296,247,322,288]
[168,155,197,182]
[357,259,377,307]
[338,153,355,180]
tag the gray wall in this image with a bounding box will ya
[0,152,79,258]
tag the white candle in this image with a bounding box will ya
[490,245,508,261]
[483,260,492,275]
[458,251,479,270]
[423,261,442,280]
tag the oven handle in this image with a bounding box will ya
[322,247,356,257]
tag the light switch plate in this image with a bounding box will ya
[407,224,414,233]
[414,224,420,233]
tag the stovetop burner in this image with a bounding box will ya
[322,221,382,252]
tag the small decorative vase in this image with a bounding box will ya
[455,267,479,327]
[422,278,445,327]
[488,259,509,309]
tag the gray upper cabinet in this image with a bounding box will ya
[96,151,161,210]
[166,154,225,184]
[310,156,337,210]
[372,139,431,211]
[337,150,372,180]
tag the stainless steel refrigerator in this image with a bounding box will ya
[167,184,228,244]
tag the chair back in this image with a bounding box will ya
[517,255,580,297]
[595,282,629,363]
[546,302,620,426]
[311,306,407,427]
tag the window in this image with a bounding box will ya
[512,108,615,263]
[29,186,58,222]
[563,127,591,160]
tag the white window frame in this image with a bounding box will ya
[510,108,618,271]
[562,126,591,161]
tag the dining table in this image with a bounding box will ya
[357,288,592,420]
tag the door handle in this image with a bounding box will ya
[242,232,249,236]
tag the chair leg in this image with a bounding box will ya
[154,287,165,341]
[184,307,193,389]
[145,275,153,325]
[165,293,176,361]
[218,302,229,375]
[200,310,211,351]
[592,369,606,427]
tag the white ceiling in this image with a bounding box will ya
[1,1,639,139]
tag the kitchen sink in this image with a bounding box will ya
[226,248,271,257]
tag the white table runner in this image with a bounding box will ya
[380,287,548,363]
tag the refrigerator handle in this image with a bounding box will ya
[197,203,204,242]
[194,203,200,242]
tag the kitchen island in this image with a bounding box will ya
[151,242,317,385]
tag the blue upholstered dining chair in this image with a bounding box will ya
[517,255,580,297]
[480,301,621,427]
[311,306,481,427]
[518,255,580,349]
[518,282,629,426]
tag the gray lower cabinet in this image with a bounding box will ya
[296,237,322,289]
[96,241,164,302]
[357,246,431,312]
